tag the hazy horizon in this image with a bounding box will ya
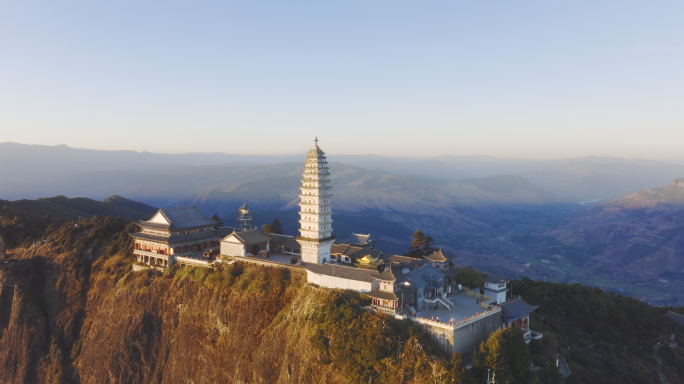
[4,141,684,164]
[1,2,683,159]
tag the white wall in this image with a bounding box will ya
[306,271,376,292]
[221,241,245,257]
[484,289,507,304]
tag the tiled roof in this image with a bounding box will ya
[424,248,452,263]
[129,227,232,245]
[304,263,377,283]
[331,243,383,261]
[224,229,270,245]
[374,268,407,283]
[138,221,171,230]
[501,298,539,319]
[266,233,301,249]
[666,311,684,327]
[402,264,445,289]
[331,243,352,254]
[483,274,510,284]
[380,255,429,270]
[140,207,215,231]
[346,233,371,246]
[365,290,399,301]
[351,248,383,260]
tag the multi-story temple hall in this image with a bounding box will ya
[130,207,232,268]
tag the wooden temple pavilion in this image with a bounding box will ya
[423,248,454,270]
[129,206,231,268]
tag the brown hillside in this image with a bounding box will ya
[0,218,446,384]
[551,178,684,275]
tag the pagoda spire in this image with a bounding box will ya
[297,139,335,264]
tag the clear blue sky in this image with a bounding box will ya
[1,1,682,159]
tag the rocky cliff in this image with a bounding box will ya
[0,217,446,384]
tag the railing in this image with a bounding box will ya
[175,256,213,267]
[409,306,502,330]
[133,249,170,259]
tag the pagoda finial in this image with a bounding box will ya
[314,136,318,146]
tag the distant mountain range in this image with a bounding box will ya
[0,195,158,222]
[2,142,684,202]
[551,178,684,276]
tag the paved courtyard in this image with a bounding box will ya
[416,293,489,324]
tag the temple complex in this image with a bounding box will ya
[128,138,541,356]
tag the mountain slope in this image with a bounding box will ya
[522,160,684,199]
[174,164,566,232]
[551,178,684,275]
[0,195,158,221]
[1,217,682,383]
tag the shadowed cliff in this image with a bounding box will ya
[0,217,448,384]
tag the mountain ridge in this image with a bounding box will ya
[551,178,684,276]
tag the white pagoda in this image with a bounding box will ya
[297,138,335,264]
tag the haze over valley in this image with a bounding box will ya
[3,142,683,305]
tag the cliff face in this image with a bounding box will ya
[0,218,445,384]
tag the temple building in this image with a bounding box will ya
[501,298,540,343]
[483,274,510,304]
[220,229,270,257]
[297,138,335,264]
[266,233,301,256]
[130,207,230,267]
[365,268,405,311]
[423,248,454,270]
[339,232,373,247]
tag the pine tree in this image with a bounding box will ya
[210,214,223,229]
[271,218,283,235]
[407,230,426,258]
[421,235,435,255]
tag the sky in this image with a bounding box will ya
[1,1,683,159]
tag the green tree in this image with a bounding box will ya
[455,267,483,289]
[271,218,284,234]
[475,327,533,384]
[210,214,223,228]
[448,352,466,383]
[535,363,562,384]
[421,235,435,255]
[407,230,426,258]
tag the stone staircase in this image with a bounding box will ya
[425,294,454,309]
